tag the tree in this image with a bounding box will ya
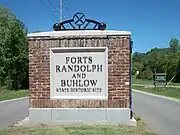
[0,6,28,90]
[141,68,153,80]
[132,52,144,62]
[132,62,144,75]
[132,38,180,82]
[169,38,179,53]
[174,59,180,83]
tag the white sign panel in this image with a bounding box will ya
[50,47,108,100]
[136,71,139,75]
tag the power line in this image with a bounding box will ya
[39,0,57,20]
[39,0,68,23]
[47,0,60,13]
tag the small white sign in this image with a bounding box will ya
[136,71,139,75]
[50,47,108,100]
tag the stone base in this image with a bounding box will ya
[28,108,136,126]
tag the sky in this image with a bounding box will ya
[0,0,180,53]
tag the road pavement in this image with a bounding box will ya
[133,90,180,135]
[1,92,180,135]
[0,98,29,130]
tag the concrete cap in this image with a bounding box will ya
[27,30,131,38]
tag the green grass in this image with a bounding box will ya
[168,82,180,86]
[133,78,154,85]
[132,75,154,85]
[132,75,180,86]
[133,86,180,100]
[0,120,157,135]
[0,90,28,101]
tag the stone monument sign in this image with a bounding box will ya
[27,13,135,125]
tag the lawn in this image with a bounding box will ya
[132,75,154,85]
[133,78,154,85]
[168,82,180,86]
[133,85,180,100]
[0,120,157,135]
[132,75,180,86]
[0,90,28,101]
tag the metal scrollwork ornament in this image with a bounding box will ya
[53,12,106,31]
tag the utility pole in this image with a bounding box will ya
[60,0,63,22]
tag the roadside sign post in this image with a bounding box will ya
[154,72,167,87]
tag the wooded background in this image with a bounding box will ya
[0,6,28,90]
[133,38,180,82]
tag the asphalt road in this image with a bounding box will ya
[0,92,180,135]
[0,98,29,130]
[133,91,180,135]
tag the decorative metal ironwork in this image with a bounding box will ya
[53,12,106,31]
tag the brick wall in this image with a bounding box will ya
[28,35,131,108]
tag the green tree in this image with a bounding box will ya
[141,68,153,80]
[132,62,144,75]
[169,38,179,53]
[0,6,28,90]
[132,38,180,82]
[174,59,180,83]
[132,52,144,62]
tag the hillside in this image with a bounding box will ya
[132,38,180,83]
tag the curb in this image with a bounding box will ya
[0,97,28,104]
[132,89,180,103]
